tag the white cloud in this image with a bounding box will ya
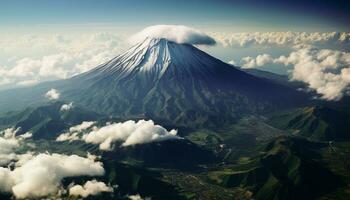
[57,120,180,151]
[256,54,273,67]
[129,25,216,45]
[0,32,127,89]
[227,59,236,65]
[60,102,74,111]
[0,51,116,88]
[86,152,101,161]
[0,128,20,154]
[13,153,35,167]
[18,132,32,140]
[241,56,256,69]
[84,120,180,150]
[212,32,350,48]
[56,121,96,142]
[277,47,350,100]
[0,153,105,199]
[127,194,151,200]
[0,126,107,199]
[69,180,114,198]
[240,47,350,100]
[56,132,80,142]
[45,88,60,100]
[70,121,96,132]
[0,127,32,166]
[241,54,274,69]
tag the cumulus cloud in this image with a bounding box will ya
[127,194,151,200]
[84,120,180,150]
[57,120,180,151]
[241,54,274,69]
[239,47,350,100]
[0,128,20,153]
[256,54,274,67]
[70,121,96,132]
[0,126,107,199]
[60,102,73,111]
[278,47,350,100]
[212,31,350,48]
[0,153,105,199]
[45,88,60,100]
[0,127,33,166]
[0,51,113,88]
[56,121,96,142]
[0,32,127,89]
[69,180,114,198]
[241,57,255,69]
[56,132,80,143]
[227,59,236,65]
[129,25,216,45]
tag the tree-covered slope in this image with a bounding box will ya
[208,136,345,200]
[268,106,350,141]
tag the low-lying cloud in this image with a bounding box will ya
[239,47,350,100]
[127,194,151,200]
[45,88,60,100]
[69,180,114,198]
[0,126,111,199]
[241,54,273,69]
[0,153,105,199]
[56,121,96,142]
[212,32,350,48]
[0,127,33,166]
[60,102,74,111]
[129,25,216,46]
[0,32,127,89]
[57,119,181,151]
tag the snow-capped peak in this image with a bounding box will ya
[80,37,224,84]
[128,25,216,45]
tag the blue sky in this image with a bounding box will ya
[1,0,349,32]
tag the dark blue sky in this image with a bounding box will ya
[1,0,349,32]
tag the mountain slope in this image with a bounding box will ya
[208,136,344,200]
[242,68,307,89]
[0,38,308,127]
[0,101,101,139]
[63,38,309,126]
[268,106,350,141]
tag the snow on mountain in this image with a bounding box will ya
[80,37,220,82]
[0,37,308,127]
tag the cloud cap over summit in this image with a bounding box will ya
[129,25,216,46]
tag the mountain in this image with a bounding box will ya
[208,136,344,200]
[242,68,307,89]
[268,106,350,141]
[101,139,217,169]
[0,101,101,139]
[0,38,308,127]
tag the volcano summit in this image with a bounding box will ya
[0,37,307,127]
